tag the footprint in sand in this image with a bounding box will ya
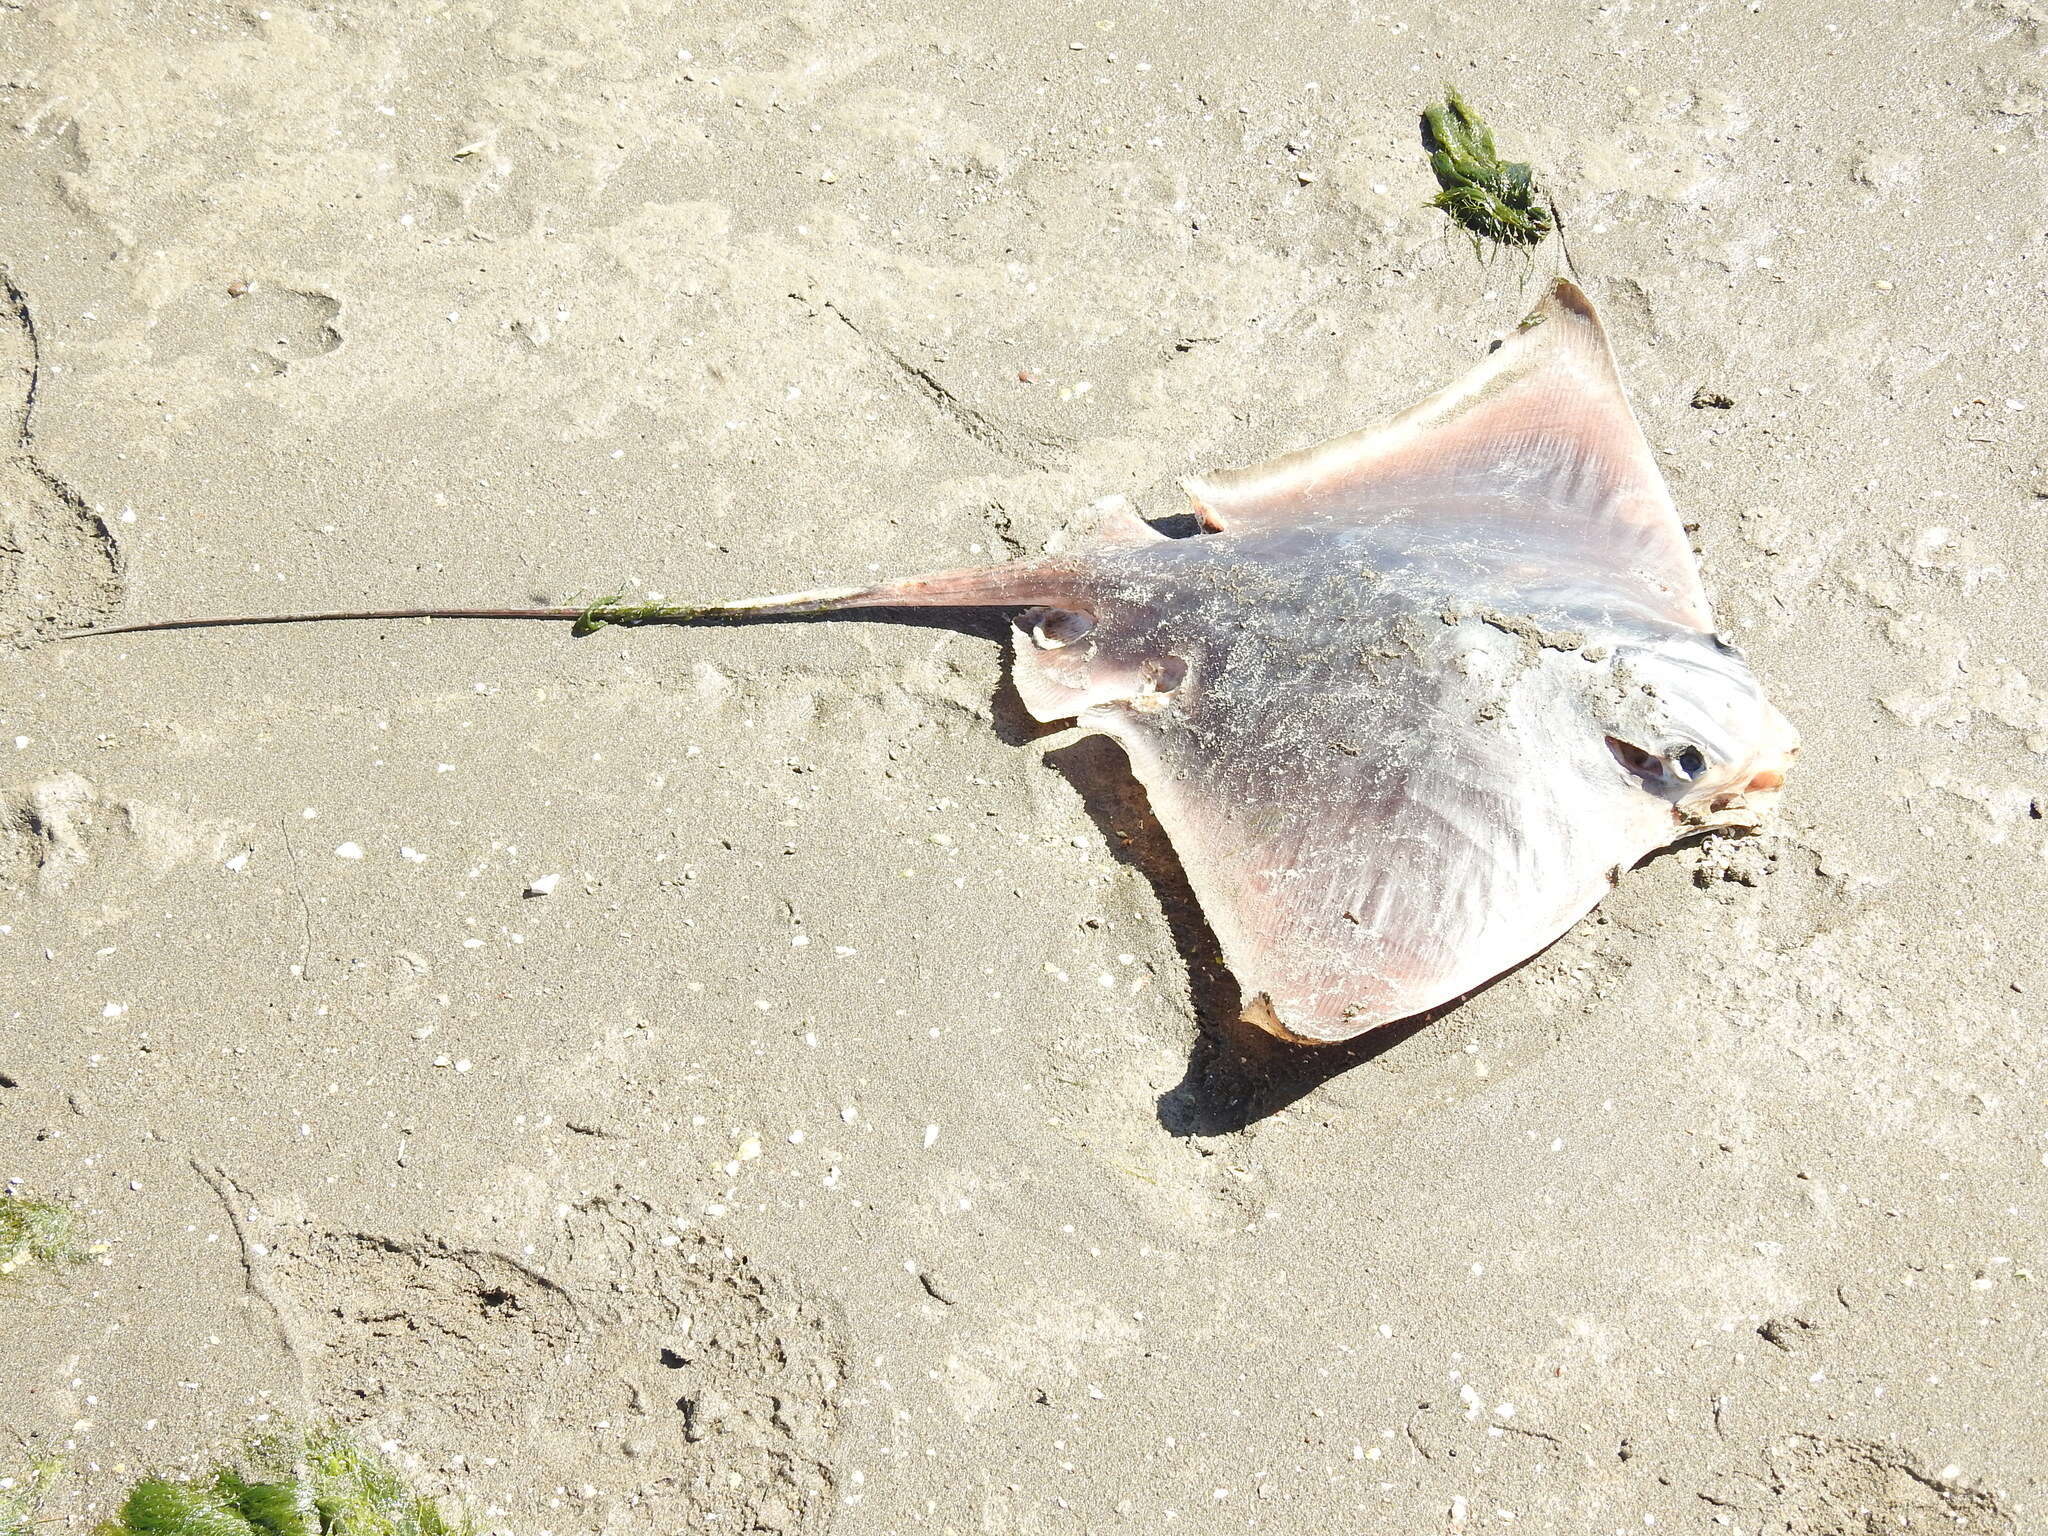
[0,269,123,643]
[271,1194,846,1535]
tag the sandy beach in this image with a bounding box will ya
[3,0,2044,1530]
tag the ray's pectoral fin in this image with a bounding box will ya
[1084,707,1625,1047]
[1182,278,1712,631]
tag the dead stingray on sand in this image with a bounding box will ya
[73,277,1798,1044]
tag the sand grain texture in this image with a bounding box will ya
[2,1,2044,1531]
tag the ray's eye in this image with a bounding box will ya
[1029,608,1095,650]
[1142,655,1188,694]
[1608,737,1711,790]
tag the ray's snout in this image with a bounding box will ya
[1688,706,1800,830]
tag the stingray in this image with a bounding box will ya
[73,278,1798,1044]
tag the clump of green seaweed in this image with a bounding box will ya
[0,1459,63,1536]
[84,1427,470,1536]
[0,1191,101,1276]
[2,1429,466,1536]
[1421,89,1554,252]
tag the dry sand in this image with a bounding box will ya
[3,1,2045,1531]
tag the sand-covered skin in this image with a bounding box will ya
[2,1,2043,1530]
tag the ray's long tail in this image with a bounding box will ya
[62,562,1074,640]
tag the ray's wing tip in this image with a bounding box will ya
[1240,992,1389,1047]
[1546,275,1596,317]
[1523,275,1605,345]
[1241,994,1321,1045]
